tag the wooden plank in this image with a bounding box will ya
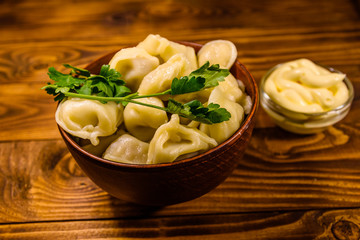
[0,0,359,238]
[0,0,358,44]
[0,208,360,239]
[0,83,60,141]
[1,122,360,223]
[0,25,360,84]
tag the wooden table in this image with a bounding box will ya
[1,0,359,239]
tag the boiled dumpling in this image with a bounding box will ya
[137,34,198,73]
[123,97,168,142]
[173,88,213,104]
[235,79,252,114]
[218,73,244,103]
[103,133,149,164]
[240,94,252,115]
[147,114,217,164]
[137,54,190,95]
[174,73,244,104]
[109,47,160,91]
[56,98,123,146]
[200,87,244,144]
[197,40,237,69]
[81,129,124,157]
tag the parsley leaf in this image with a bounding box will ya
[170,76,205,95]
[43,67,87,101]
[42,64,131,102]
[170,61,229,95]
[63,63,90,77]
[47,67,86,89]
[206,103,232,123]
[167,99,231,124]
[188,62,229,89]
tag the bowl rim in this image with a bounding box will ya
[259,60,354,117]
[58,41,259,170]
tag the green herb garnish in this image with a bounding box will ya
[170,62,226,95]
[167,99,231,124]
[44,64,131,102]
[42,62,231,124]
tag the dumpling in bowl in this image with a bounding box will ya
[147,114,218,164]
[137,54,190,95]
[197,40,237,69]
[174,73,244,104]
[81,129,124,157]
[56,98,123,146]
[200,87,244,144]
[103,133,149,164]
[109,47,160,92]
[123,97,168,142]
[218,73,244,103]
[137,34,198,72]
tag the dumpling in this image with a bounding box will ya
[109,47,160,92]
[200,87,244,144]
[103,133,149,164]
[240,95,252,115]
[197,40,237,69]
[137,34,198,73]
[81,129,124,157]
[173,88,213,104]
[56,98,123,146]
[174,73,244,104]
[218,73,244,103]
[147,114,218,164]
[123,97,168,142]
[235,79,253,114]
[137,54,190,95]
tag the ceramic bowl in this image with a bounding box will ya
[58,42,259,206]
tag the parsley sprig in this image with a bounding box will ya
[42,62,231,124]
[44,64,131,102]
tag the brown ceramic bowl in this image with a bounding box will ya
[58,42,259,206]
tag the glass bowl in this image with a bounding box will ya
[260,63,354,134]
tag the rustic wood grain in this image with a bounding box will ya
[1,208,360,239]
[0,0,359,43]
[1,25,359,84]
[0,0,360,238]
[1,121,360,223]
[0,83,59,141]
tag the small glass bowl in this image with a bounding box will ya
[260,63,354,134]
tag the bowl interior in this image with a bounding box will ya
[59,41,259,169]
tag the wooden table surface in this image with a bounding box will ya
[1,0,360,239]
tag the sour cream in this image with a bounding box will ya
[263,58,349,113]
[260,59,353,134]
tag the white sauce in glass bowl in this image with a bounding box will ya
[263,58,349,113]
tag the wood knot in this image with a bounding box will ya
[331,220,360,240]
[145,2,189,18]
[108,12,136,25]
